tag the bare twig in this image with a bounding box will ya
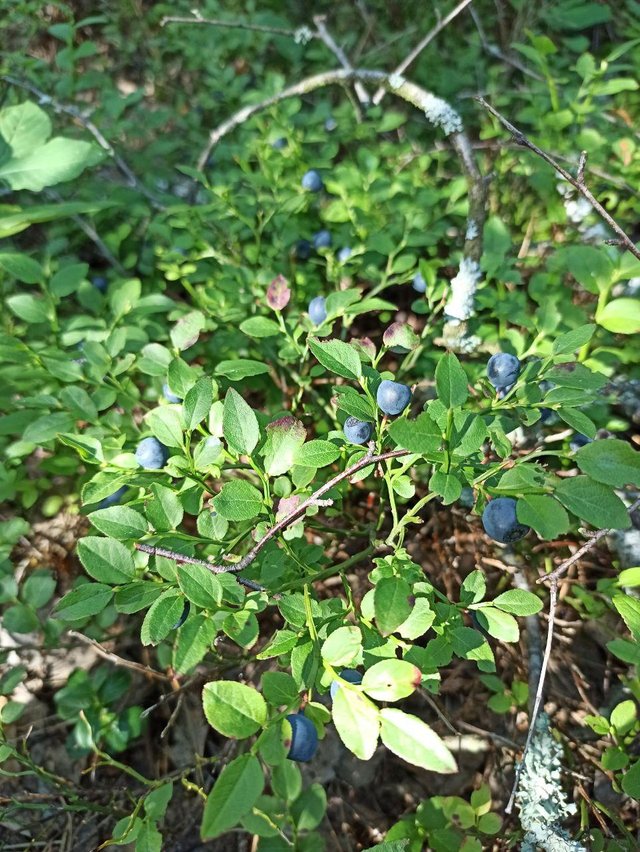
[312,15,370,105]
[505,578,558,814]
[539,495,640,585]
[476,97,640,262]
[137,446,408,577]
[160,11,298,37]
[468,5,544,81]
[2,75,162,208]
[372,0,475,105]
[67,631,172,682]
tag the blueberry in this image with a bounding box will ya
[324,116,337,132]
[97,486,127,510]
[337,246,352,262]
[540,407,554,424]
[285,713,318,762]
[162,383,182,404]
[496,382,515,400]
[271,136,288,149]
[313,229,332,250]
[301,169,323,192]
[481,497,530,544]
[308,296,327,325]
[135,437,169,469]
[459,486,475,508]
[412,272,426,293]
[294,239,312,261]
[376,380,412,416]
[570,434,592,452]
[330,669,362,700]
[343,417,373,445]
[487,353,520,390]
[92,276,108,293]
[171,601,190,630]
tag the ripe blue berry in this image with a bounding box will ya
[308,296,327,325]
[271,137,287,149]
[92,276,108,293]
[337,246,352,262]
[412,272,426,293]
[285,713,318,762]
[313,229,332,250]
[570,434,592,452]
[162,383,182,404]
[487,353,520,390]
[301,169,323,192]
[294,239,311,261]
[171,601,190,630]
[376,380,412,415]
[324,116,337,132]
[135,437,169,469]
[97,486,127,510]
[343,417,373,445]
[482,497,530,544]
[330,669,362,700]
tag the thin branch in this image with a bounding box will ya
[67,631,172,682]
[539,495,640,585]
[136,447,408,577]
[372,0,475,105]
[476,97,640,262]
[1,75,162,208]
[160,11,299,37]
[312,15,370,105]
[505,577,558,814]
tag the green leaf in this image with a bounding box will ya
[379,708,457,773]
[333,387,375,421]
[6,293,50,323]
[223,388,260,456]
[291,783,327,832]
[0,136,100,191]
[435,353,468,408]
[212,480,263,521]
[144,782,174,821]
[612,594,640,642]
[88,507,148,540]
[23,412,73,444]
[201,754,264,839]
[374,576,412,636]
[0,252,44,283]
[170,311,205,350]
[114,582,162,614]
[183,378,213,432]
[144,406,184,448]
[517,494,570,540]
[177,563,222,608]
[597,298,640,334]
[294,439,341,469]
[215,359,270,380]
[621,760,640,799]
[239,316,281,338]
[145,483,183,531]
[450,626,496,672]
[21,570,56,608]
[556,408,596,438]
[576,439,640,487]
[331,684,380,759]
[202,680,267,738]
[0,201,113,239]
[173,614,215,674]
[261,671,299,706]
[460,571,486,605]
[552,324,596,355]
[140,590,184,645]
[308,337,362,380]
[257,630,299,659]
[474,607,519,642]
[546,363,606,391]
[321,626,362,667]
[54,583,113,620]
[361,660,421,701]
[262,416,307,476]
[77,536,137,584]
[554,476,631,529]
[492,589,543,616]
[0,101,51,157]
[387,412,442,454]
[396,597,435,640]
[429,469,462,505]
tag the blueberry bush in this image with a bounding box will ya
[2,2,640,849]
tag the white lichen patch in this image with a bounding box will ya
[465,219,479,241]
[444,257,482,321]
[388,73,405,90]
[422,93,463,135]
[294,26,313,45]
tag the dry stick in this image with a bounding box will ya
[136,447,408,577]
[312,15,370,105]
[371,0,475,105]
[539,495,640,586]
[476,97,640,262]
[160,12,299,37]
[67,630,172,683]
[1,75,161,208]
